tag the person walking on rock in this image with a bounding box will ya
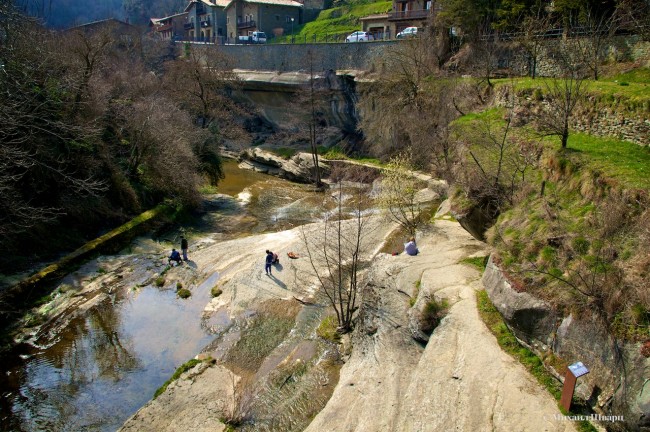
[181,236,188,261]
[265,250,274,276]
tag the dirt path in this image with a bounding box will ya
[304,220,576,432]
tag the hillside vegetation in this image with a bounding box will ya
[449,69,650,340]
[272,0,392,42]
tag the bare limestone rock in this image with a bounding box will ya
[238,148,330,183]
[483,255,650,431]
[305,221,576,432]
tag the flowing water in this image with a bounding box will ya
[0,160,357,432]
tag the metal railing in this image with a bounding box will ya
[388,9,431,20]
[237,19,256,29]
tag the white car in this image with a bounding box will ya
[396,27,419,39]
[345,31,374,42]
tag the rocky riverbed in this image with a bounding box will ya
[118,216,575,432]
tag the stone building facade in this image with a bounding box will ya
[184,0,229,42]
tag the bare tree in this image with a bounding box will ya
[471,23,501,88]
[534,48,586,149]
[515,12,553,79]
[452,106,540,212]
[62,24,116,117]
[299,181,376,332]
[569,10,619,81]
[377,153,425,237]
[358,38,474,171]
[164,45,240,130]
[306,50,323,188]
[616,0,650,41]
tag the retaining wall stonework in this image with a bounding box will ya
[217,36,649,73]
[220,41,397,72]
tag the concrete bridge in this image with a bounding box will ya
[219,41,397,72]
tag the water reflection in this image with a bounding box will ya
[0,161,371,431]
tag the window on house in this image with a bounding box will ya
[275,14,280,20]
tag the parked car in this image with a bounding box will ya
[396,27,419,39]
[345,31,374,42]
[238,31,267,44]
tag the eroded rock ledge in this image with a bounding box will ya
[482,255,650,432]
[238,148,331,184]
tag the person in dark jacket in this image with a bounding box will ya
[265,250,274,275]
[181,236,188,261]
[169,248,182,265]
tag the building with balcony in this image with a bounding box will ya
[149,12,188,40]
[224,0,302,42]
[184,0,229,42]
[361,0,434,38]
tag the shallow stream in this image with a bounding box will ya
[0,160,352,431]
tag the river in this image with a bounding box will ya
[0,160,337,432]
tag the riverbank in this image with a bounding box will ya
[120,216,576,431]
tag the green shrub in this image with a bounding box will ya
[177,288,191,299]
[316,315,341,342]
[460,256,489,273]
[540,246,556,263]
[176,282,183,290]
[619,81,629,86]
[420,298,448,334]
[154,277,165,287]
[211,285,223,297]
[572,237,590,255]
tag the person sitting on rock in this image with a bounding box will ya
[404,236,419,256]
[169,248,182,265]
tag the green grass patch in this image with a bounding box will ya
[154,358,202,399]
[177,288,191,299]
[211,285,223,297]
[320,145,383,166]
[199,184,219,194]
[607,67,650,84]
[476,290,597,432]
[272,1,392,43]
[270,147,297,159]
[558,133,650,189]
[494,76,650,110]
[154,276,165,287]
[459,256,489,273]
[316,315,341,342]
[410,279,421,307]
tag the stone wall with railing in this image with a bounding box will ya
[217,40,397,72]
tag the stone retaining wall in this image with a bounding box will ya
[220,41,397,72]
